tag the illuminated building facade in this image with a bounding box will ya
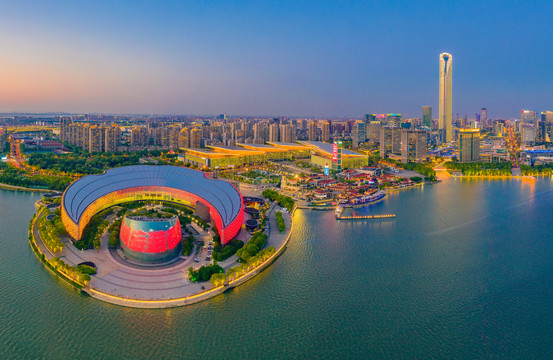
[422,106,432,128]
[120,215,182,263]
[400,129,427,163]
[459,128,480,162]
[62,165,244,244]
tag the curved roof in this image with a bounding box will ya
[63,165,242,227]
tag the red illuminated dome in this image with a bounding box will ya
[120,215,182,263]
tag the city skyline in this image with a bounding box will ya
[0,1,552,117]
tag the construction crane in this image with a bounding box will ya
[505,126,520,167]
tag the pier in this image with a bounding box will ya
[335,214,396,220]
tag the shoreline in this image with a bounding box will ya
[450,174,538,180]
[29,201,296,309]
[0,182,52,192]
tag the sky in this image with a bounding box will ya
[0,0,552,118]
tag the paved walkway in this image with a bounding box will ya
[33,201,292,302]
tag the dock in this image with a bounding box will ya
[335,214,396,220]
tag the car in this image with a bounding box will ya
[194,258,200,262]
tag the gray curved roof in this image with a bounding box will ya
[63,165,242,227]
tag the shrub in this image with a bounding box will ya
[76,264,97,275]
[182,235,195,256]
[276,212,285,233]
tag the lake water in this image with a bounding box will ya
[1,178,553,359]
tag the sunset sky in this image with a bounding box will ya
[1,0,552,118]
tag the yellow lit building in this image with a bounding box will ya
[180,142,311,169]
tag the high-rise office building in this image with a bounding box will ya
[439,52,453,143]
[366,121,381,142]
[521,110,537,125]
[401,129,427,163]
[351,121,366,148]
[380,126,401,158]
[422,106,432,128]
[459,128,480,162]
[521,124,536,147]
[542,111,553,124]
[521,110,538,142]
[481,108,487,126]
[386,114,402,127]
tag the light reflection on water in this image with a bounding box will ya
[2,179,553,359]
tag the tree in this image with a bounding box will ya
[210,273,226,287]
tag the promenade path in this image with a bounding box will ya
[33,201,293,303]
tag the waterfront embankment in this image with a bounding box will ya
[30,200,295,308]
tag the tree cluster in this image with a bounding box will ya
[236,232,267,262]
[445,161,512,176]
[521,164,553,176]
[0,164,72,190]
[398,162,437,181]
[108,218,123,249]
[212,239,244,261]
[276,212,286,233]
[37,208,66,253]
[50,257,91,286]
[182,235,195,256]
[188,263,224,282]
[262,189,295,212]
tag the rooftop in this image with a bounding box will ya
[298,141,365,156]
[63,165,242,227]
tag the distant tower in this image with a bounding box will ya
[481,108,487,126]
[422,106,432,128]
[439,53,453,142]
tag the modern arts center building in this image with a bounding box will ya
[61,165,244,248]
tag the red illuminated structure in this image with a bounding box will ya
[119,215,183,263]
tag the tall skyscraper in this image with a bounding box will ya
[481,108,487,126]
[422,106,432,128]
[379,126,401,158]
[521,110,538,142]
[351,121,365,148]
[386,114,402,127]
[439,52,453,143]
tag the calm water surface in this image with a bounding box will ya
[1,178,553,359]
